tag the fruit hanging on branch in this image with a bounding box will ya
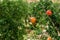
[46,10,52,16]
[47,36,52,40]
[29,17,36,25]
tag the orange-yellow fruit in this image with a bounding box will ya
[30,17,36,24]
[47,37,52,40]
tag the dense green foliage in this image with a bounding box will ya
[0,0,28,40]
[0,0,60,40]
